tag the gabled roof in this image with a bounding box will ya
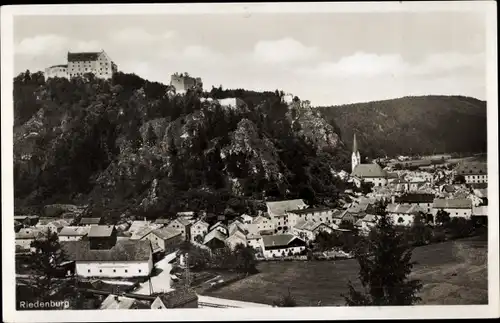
[49,64,68,69]
[156,288,198,308]
[151,227,182,240]
[227,230,247,242]
[456,162,487,176]
[386,204,425,215]
[395,193,435,204]
[154,218,171,225]
[472,205,488,217]
[100,295,145,310]
[288,206,333,215]
[128,221,151,233]
[203,229,227,244]
[432,198,472,209]
[262,234,305,248]
[61,240,152,262]
[67,51,101,62]
[361,214,380,223]
[88,225,115,238]
[130,224,162,240]
[169,217,192,227]
[209,221,227,231]
[16,228,44,240]
[266,199,307,217]
[473,189,488,199]
[192,220,209,228]
[80,217,101,225]
[251,215,272,224]
[59,226,90,237]
[352,164,387,178]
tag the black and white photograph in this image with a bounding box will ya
[1,2,498,322]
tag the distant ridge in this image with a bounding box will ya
[318,95,487,158]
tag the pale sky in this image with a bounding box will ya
[13,12,486,106]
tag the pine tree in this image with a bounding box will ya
[343,201,423,306]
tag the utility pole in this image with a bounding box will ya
[184,253,190,288]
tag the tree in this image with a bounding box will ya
[194,234,204,244]
[234,244,258,275]
[360,181,374,195]
[145,124,158,146]
[274,288,297,307]
[435,210,451,226]
[343,205,423,306]
[29,229,67,299]
[454,174,466,184]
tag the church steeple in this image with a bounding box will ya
[351,133,361,173]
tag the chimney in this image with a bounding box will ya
[391,196,395,204]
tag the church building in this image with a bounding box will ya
[350,134,388,188]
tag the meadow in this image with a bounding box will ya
[204,236,488,306]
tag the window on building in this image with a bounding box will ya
[139,269,142,273]
[125,270,128,273]
[99,269,102,273]
[113,269,116,273]
[88,269,91,273]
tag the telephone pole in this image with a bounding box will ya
[184,253,190,288]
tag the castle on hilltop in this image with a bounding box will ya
[170,73,203,94]
[44,50,118,80]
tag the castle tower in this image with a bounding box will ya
[351,133,361,172]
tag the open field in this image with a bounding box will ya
[204,236,488,306]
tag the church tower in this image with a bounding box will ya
[351,133,361,172]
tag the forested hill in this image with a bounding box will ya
[317,95,487,159]
[13,71,350,223]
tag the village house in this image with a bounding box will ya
[432,198,473,219]
[472,188,488,205]
[386,204,426,226]
[456,162,488,184]
[58,226,90,241]
[100,295,150,310]
[286,207,336,226]
[166,218,192,241]
[471,205,488,226]
[247,215,275,234]
[79,217,102,226]
[292,220,336,242]
[225,230,248,250]
[394,193,435,214]
[209,221,229,236]
[15,228,45,252]
[142,227,183,253]
[266,199,308,232]
[13,215,39,227]
[190,220,210,242]
[240,214,254,224]
[154,218,171,226]
[61,227,153,278]
[203,229,227,250]
[246,233,264,254]
[129,223,162,240]
[36,219,70,234]
[262,234,307,258]
[151,288,199,309]
[354,214,380,235]
[228,219,248,235]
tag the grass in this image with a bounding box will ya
[204,236,488,306]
